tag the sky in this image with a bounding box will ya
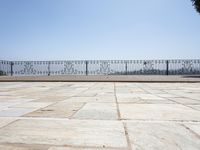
[0,0,200,61]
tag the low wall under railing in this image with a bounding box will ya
[0,59,200,76]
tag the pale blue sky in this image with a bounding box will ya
[0,0,200,60]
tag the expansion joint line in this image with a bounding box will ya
[114,82,132,150]
[114,82,121,120]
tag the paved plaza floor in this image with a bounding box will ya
[0,82,200,150]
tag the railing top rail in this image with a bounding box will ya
[1,59,200,62]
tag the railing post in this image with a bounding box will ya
[48,61,50,76]
[11,62,14,76]
[85,61,88,75]
[166,60,169,75]
[125,61,128,75]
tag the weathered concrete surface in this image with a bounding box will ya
[0,119,127,148]
[126,122,200,150]
[25,102,84,118]
[0,107,39,117]
[48,147,115,150]
[72,103,118,120]
[119,104,200,121]
[0,118,17,128]
[0,82,200,150]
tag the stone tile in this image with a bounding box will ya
[75,92,98,97]
[117,97,173,104]
[168,97,200,105]
[126,122,200,150]
[0,118,17,128]
[184,94,200,101]
[1,82,200,149]
[119,104,200,121]
[117,97,141,103]
[48,147,115,150]
[0,98,34,103]
[64,96,115,103]
[0,119,127,148]
[32,97,66,102]
[25,102,84,118]
[73,103,118,120]
[0,107,39,117]
[116,94,138,99]
[156,94,179,98]
[187,105,200,111]
[183,123,200,135]
[0,92,13,96]
[11,102,53,108]
[137,94,165,100]
[0,145,29,150]
[0,144,48,150]
[0,102,20,108]
[0,102,19,111]
[0,106,7,111]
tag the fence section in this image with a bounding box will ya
[0,59,200,76]
[168,60,200,75]
[0,60,12,76]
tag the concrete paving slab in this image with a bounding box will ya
[0,118,17,128]
[184,94,200,101]
[0,98,34,102]
[119,104,200,121]
[116,94,138,99]
[183,123,200,135]
[25,102,84,118]
[187,105,200,111]
[135,94,165,100]
[73,103,118,120]
[155,93,179,98]
[0,82,200,149]
[32,96,67,102]
[117,97,173,104]
[0,102,21,111]
[0,119,127,148]
[126,122,200,150]
[0,107,39,117]
[168,97,200,105]
[0,144,48,150]
[11,102,53,108]
[0,102,20,108]
[75,92,98,97]
[48,147,116,150]
[64,96,115,103]
[0,145,29,150]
